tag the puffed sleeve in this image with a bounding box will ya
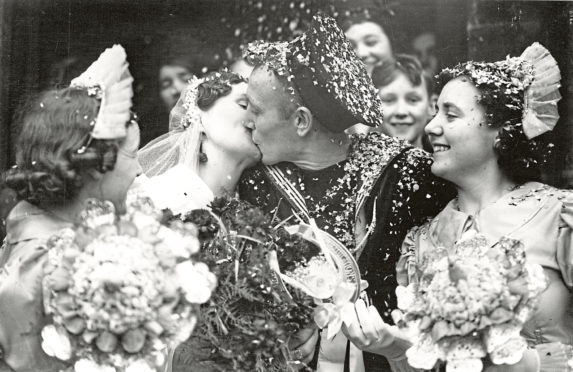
[396,227,420,288]
[556,192,573,289]
[0,241,68,371]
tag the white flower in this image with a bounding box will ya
[396,284,416,310]
[176,261,217,304]
[157,228,199,258]
[74,359,116,372]
[41,325,72,361]
[125,359,154,372]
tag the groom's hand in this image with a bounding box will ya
[342,299,410,360]
[288,325,319,365]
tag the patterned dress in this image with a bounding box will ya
[239,132,454,372]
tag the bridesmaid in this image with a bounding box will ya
[344,43,571,372]
[0,45,141,371]
[397,43,571,371]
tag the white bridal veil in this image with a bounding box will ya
[138,76,204,177]
[134,77,215,213]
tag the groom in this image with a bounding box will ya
[239,13,453,372]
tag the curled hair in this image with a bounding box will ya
[372,54,434,97]
[436,73,553,184]
[4,87,122,207]
[196,71,245,110]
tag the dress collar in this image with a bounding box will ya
[428,182,550,249]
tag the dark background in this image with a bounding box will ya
[0,0,571,185]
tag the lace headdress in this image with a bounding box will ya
[138,76,204,177]
[70,44,134,141]
[439,42,561,139]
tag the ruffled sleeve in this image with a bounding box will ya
[556,191,573,289]
[396,226,421,288]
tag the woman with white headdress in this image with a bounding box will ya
[0,45,140,371]
[134,71,261,214]
[345,43,571,372]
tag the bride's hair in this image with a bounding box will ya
[4,87,129,207]
[196,70,245,110]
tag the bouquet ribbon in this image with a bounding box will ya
[313,282,357,340]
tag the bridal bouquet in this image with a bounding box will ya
[41,197,216,372]
[178,197,360,372]
[394,231,547,372]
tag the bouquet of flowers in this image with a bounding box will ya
[177,197,360,372]
[41,197,216,372]
[394,230,547,372]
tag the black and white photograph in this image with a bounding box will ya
[0,1,572,371]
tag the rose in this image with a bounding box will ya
[176,261,217,304]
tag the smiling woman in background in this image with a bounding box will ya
[343,17,394,77]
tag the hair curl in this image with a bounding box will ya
[372,54,434,97]
[196,71,246,110]
[4,87,123,207]
[436,73,553,184]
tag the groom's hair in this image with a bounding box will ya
[196,71,245,110]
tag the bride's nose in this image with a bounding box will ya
[243,120,255,130]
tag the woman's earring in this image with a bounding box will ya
[199,134,208,163]
[199,152,208,163]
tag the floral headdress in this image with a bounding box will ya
[169,76,203,131]
[70,45,134,141]
[244,13,383,132]
[439,43,561,139]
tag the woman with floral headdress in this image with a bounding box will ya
[0,45,141,371]
[134,70,261,214]
[382,43,570,371]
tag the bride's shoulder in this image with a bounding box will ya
[130,166,214,214]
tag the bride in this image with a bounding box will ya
[134,70,261,213]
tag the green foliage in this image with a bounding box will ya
[181,197,316,372]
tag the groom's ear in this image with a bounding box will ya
[293,106,313,137]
